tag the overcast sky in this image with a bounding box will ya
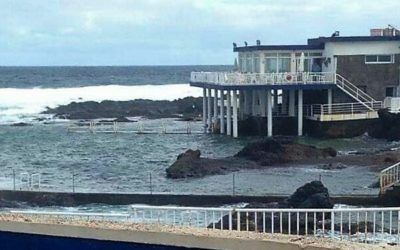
[1,0,399,66]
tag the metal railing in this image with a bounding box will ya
[334,74,377,110]
[9,210,131,222]
[380,162,400,194]
[190,72,335,85]
[131,205,400,244]
[305,102,382,119]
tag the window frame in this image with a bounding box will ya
[365,54,394,64]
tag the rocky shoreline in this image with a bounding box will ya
[42,97,203,120]
[166,138,400,179]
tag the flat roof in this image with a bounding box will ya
[234,35,400,52]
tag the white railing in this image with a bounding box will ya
[7,206,400,244]
[380,162,400,194]
[190,72,335,85]
[305,102,382,118]
[130,205,400,244]
[335,74,377,110]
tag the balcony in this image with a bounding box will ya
[190,72,335,86]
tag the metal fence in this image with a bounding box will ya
[130,205,400,244]
[6,205,400,245]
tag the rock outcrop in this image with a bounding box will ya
[369,109,400,141]
[235,138,337,166]
[166,138,337,179]
[211,181,333,233]
[42,97,203,120]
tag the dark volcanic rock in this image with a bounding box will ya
[287,181,333,208]
[42,97,203,120]
[10,122,32,127]
[167,139,337,179]
[369,109,400,141]
[235,138,336,166]
[211,181,334,233]
[166,149,257,179]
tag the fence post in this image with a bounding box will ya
[13,169,15,191]
[149,173,153,195]
[72,171,75,193]
[232,173,236,196]
[331,211,335,239]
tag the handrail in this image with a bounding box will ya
[334,74,377,111]
[380,162,400,194]
[130,205,400,244]
[190,72,335,85]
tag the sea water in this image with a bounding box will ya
[0,66,397,196]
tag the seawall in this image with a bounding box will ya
[0,190,381,207]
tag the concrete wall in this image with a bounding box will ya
[336,54,400,101]
[0,221,338,250]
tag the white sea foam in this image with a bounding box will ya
[0,84,202,124]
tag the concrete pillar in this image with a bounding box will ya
[202,88,207,132]
[290,52,296,73]
[213,89,218,124]
[260,53,265,73]
[207,88,212,131]
[267,90,273,137]
[226,91,232,136]
[239,90,245,120]
[281,90,288,115]
[289,90,295,117]
[298,90,303,136]
[273,90,278,111]
[232,90,239,138]
[244,90,252,116]
[327,89,333,114]
[252,90,257,116]
[219,89,225,134]
[259,90,267,117]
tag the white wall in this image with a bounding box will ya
[322,41,400,72]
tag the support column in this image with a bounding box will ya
[259,90,267,117]
[219,89,225,134]
[226,91,232,136]
[213,89,218,124]
[273,90,278,111]
[298,90,303,136]
[289,90,295,117]
[267,90,273,137]
[252,90,257,116]
[281,90,288,115]
[244,90,251,116]
[239,90,245,120]
[207,88,212,132]
[232,90,239,138]
[327,89,333,114]
[202,88,207,132]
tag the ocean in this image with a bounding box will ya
[0,66,396,197]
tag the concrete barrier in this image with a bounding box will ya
[0,190,380,207]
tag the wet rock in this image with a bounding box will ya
[369,109,400,141]
[113,116,136,123]
[42,97,203,120]
[235,138,336,166]
[10,122,32,127]
[317,163,347,170]
[212,181,334,233]
[166,149,258,179]
[287,181,333,208]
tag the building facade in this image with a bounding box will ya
[190,27,400,138]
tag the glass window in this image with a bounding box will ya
[265,58,277,73]
[265,53,277,58]
[386,87,395,97]
[246,55,252,72]
[278,58,291,72]
[365,54,393,64]
[378,55,392,62]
